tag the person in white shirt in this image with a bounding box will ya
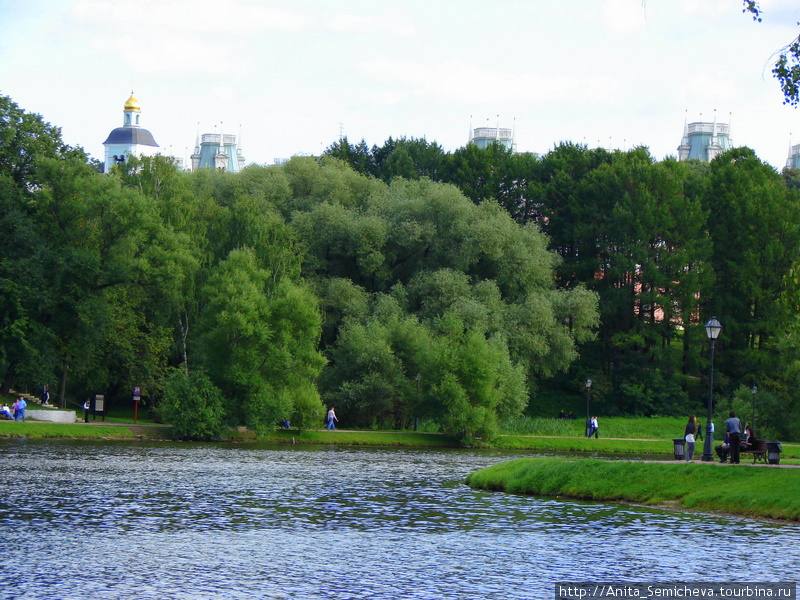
[326,407,338,430]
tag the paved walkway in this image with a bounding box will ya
[645,459,799,468]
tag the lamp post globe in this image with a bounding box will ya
[702,317,722,461]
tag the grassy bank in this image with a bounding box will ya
[0,421,458,447]
[252,429,458,447]
[494,435,666,453]
[466,457,800,521]
[2,420,798,461]
[0,421,170,440]
[499,416,685,439]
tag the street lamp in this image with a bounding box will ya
[751,384,757,433]
[702,317,722,461]
[414,373,421,431]
[585,378,592,438]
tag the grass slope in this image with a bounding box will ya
[2,419,798,460]
[466,457,800,521]
[0,421,168,440]
[240,429,458,447]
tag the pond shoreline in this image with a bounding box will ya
[465,456,800,522]
[2,421,797,461]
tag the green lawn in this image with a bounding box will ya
[0,420,162,439]
[4,413,798,460]
[466,456,800,521]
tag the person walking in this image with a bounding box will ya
[726,411,742,464]
[15,396,27,422]
[684,415,697,461]
[326,407,338,430]
[590,416,599,438]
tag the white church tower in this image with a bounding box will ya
[102,93,159,172]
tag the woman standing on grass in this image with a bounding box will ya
[684,415,698,462]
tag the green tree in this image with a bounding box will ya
[197,248,325,433]
[0,95,86,189]
[288,165,598,435]
[536,146,712,414]
[702,148,800,383]
[742,1,800,106]
[323,297,430,429]
[324,137,376,177]
[158,368,227,440]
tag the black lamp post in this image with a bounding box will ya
[414,373,421,431]
[751,384,757,433]
[702,317,722,461]
[585,378,592,438]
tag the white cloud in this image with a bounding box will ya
[328,13,416,36]
[359,58,587,105]
[106,34,246,75]
[68,0,304,75]
[677,0,732,18]
[212,86,237,104]
[72,0,306,33]
[602,0,647,34]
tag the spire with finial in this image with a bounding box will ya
[678,109,691,160]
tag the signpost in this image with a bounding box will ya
[133,386,141,423]
[94,394,105,421]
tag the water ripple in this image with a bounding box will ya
[1,440,798,599]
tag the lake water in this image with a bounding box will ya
[0,439,797,600]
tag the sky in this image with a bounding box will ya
[2,0,800,170]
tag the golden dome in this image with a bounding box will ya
[123,93,141,112]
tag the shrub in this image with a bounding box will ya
[158,369,228,440]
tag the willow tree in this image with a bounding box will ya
[286,161,598,441]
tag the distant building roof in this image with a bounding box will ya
[103,127,159,147]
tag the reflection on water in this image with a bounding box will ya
[0,440,797,600]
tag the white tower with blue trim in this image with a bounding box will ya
[102,93,159,172]
[677,112,731,162]
[190,123,245,172]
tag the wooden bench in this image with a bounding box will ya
[739,439,768,464]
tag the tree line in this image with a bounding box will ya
[325,136,800,440]
[3,93,800,442]
[0,95,598,443]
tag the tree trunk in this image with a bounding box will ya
[58,354,70,409]
[0,361,17,395]
[179,311,189,376]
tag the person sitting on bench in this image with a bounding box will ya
[718,429,756,463]
[716,433,731,463]
[741,427,756,450]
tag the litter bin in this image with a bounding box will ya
[767,441,782,465]
[673,438,686,460]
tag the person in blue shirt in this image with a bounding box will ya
[726,411,742,464]
[15,396,27,422]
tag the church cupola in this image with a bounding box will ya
[123,93,142,127]
[103,92,159,173]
